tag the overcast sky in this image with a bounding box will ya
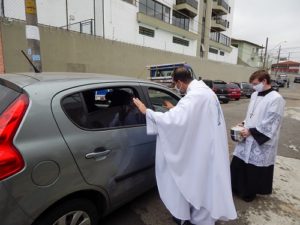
[232,0,300,61]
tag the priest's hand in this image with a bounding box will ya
[133,98,147,115]
[163,100,174,110]
[241,128,251,138]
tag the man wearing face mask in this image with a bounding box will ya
[133,67,237,225]
[230,70,285,202]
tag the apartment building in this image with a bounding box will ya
[231,38,264,68]
[1,0,236,63]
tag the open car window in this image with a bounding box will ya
[147,88,180,113]
[62,87,146,129]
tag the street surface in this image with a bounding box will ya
[100,83,300,225]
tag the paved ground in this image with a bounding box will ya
[100,83,300,225]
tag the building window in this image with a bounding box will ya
[122,0,136,5]
[209,47,218,54]
[139,26,155,37]
[139,0,171,23]
[173,37,189,46]
[172,11,189,30]
[220,51,224,56]
[210,32,231,47]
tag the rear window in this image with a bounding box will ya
[0,85,20,115]
[203,80,213,88]
[214,84,227,89]
[227,84,239,89]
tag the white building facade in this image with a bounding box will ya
[1,0,236,62]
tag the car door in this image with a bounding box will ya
[51,82,156,206]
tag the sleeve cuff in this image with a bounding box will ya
[249,128,270,145]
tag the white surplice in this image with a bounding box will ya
[145,80,237,223]
[233,90,285,167]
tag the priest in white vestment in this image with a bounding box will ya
[231,70,285,202]
[133,67,237,225]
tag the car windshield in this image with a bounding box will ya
[228,84,239,89]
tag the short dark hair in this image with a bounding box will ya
[249,70,271,84]
[172,66,193,83]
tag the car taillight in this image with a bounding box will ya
[0,94,28,181]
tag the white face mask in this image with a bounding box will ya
[253,82,264,92]
[175,82,183,94]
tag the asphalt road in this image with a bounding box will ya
[100,83,300,225]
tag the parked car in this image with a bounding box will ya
[203,79,229,104]
[226,83,241,100]
[0,72,183,225]
[278,74,288,83]
[232,82,254,98]
[294,76,300,83]
[276,78,285,87]
[271,80,280,92]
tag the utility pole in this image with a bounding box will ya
[275,45,281,78]
[263,37,268,69]
[66,0,69,30]
[24,0,42,72]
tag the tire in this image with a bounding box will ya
[223,100,229,104]
[33,198,99,225]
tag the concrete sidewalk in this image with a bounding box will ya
[218,156,300,225]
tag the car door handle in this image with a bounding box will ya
[85,150,111,160]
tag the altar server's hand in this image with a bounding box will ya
[241,128,250,138]
[133,98,147,115]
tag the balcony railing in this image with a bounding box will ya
[61,19,95,35]
[210,32,231,47]
[176,0,198,10]
[213,0,229,11]
[214,18,228,28]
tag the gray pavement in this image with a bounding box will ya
[100,83,300,225]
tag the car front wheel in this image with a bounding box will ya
[33,198,99,225]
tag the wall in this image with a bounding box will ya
[0,20,256,82]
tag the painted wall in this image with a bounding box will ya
[0,20,256,82]
[2,0,198,56]
[208,45,238,64]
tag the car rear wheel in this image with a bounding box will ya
[33,198,99,225]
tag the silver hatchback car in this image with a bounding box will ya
[0,72,180,225]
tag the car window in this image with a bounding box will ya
[148,88,179,113]
[203,80,213,88]
[62,87,145,129]
[228,84,239,89]
[0,85,20,115]
[241,83,252,89]
[214,83,227,89]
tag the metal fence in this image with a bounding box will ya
[0,0,96,35]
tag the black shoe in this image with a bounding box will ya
[242,194,256,202]
[183,221,194,225]
[172,216,182,225]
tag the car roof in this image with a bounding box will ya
[0,72,156,88]
[1,72,171,97]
